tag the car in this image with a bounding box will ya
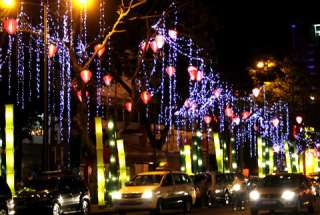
[7,171,90,215]
[0,178,12,215]
[112,170,197,214]
[249,173,316,215]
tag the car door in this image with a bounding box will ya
[159,173,175,209]
[173,174,186,205]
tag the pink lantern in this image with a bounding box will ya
[103,74,113,86]
[241,111,251,120]
[191,103,197,111]
[213,88,221,98]
[140,91,152,105]
[94,44,106,57]
[225,107,234,118]
[155,35,165,49]
[77,90,89,102]
[166,66,176,77]
[184,99,191,108]
[196,71,203,81]
[252,88,260,98]
[48,44,58,58]
[139,40,149,53]
[168,29,178,40]
[188,65,198,81]
[80,69,92,84]
[233,116,240,125]
[296,116,303,124]
[272,118,280,127]
[204,116,212,124]
[150,40,158,53]
[3,18,17,35]
[124,101,132,112]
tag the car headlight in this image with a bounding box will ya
[142,190,153,199]
[249,190,260,201]
[111,191,122,200]
[232,184,241,192]
[281,190,295,201]
[215,189,222,194]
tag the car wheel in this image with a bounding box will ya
[52,203,61,215]
[250,208,258,215]
[0,209,7,215]
[81,200,90,215]
[183,198,192,213]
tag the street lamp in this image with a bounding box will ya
[75,0,92,8]
[256,59,276,71]
[1,0,16,9]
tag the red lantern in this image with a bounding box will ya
[77,90,89,102]
[124,101,132,112]
[166,66,176,77]
[48,44,58,58]
[168,29,177,40]
[3,18,17,35]
[94,44,106,57]
[252,88,260,98]
[213,88,221,98]
[241,111,251,120]
[296,116,303,124]
[204,116,212,124]
[225,107,234,118]
[140,91,152,105]
[150,41,158,53]
[139,40,149,53]
[103,74,112,86]
[233,116,240,125]
[188,65,198,81]
[272,118,280,127]
[80,69,92,84]
[155,35,165,49]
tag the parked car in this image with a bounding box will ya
[0,178,12,215]
[112,170,197,214]
[7,171,90,215]
[249,173,315,215]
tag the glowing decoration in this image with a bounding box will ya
[140,91,152,105]
[166,66,176,77]
[184,145,192,175]
[94,44,106,57]
[168,29,177,40]
[272,118,280,127]
[305,149,318,176]
[232,116,240,125]
[241,111,251,120]
[284,141,292,173]
[184,99,191,108]
[103,74,113,86]
[269,147,274,174]
[1,0,16,8]
[5,104,15,195]
[3,18,17,35]
[76,91,89,103]
[213,88,221,98]
[117,139,127,187]
[296,116,303,124]
[257,137,264,178]
[188,65,198,81]
[213,133,223,173]
[252,88,260,98]
[139,41,149,53]
[80,69,92,84]
[310,95,315,101]
[273,144,280,153]
[155,35,165,49]
[95,117,105,206]
[149,41,158,53]
[107,120,114,130]
[225,107,234,118]
[256,61,264,69]
[124,101,132,112]
[204,116,212,124]
[48,44,58,58]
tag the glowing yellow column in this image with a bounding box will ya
[268,147,274,174]
[5,104,15,195]
[285,141,292,173]
[95,117,105,206]
[257,137,264,178]
[184,145,192,175]
[213,133,223,172]
[299,153,304,174]
[116,139,127,187]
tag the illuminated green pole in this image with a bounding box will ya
[268,147,274,174]
[116,139,127,188]
[285,141,292,173]
[184,145,192,175]
[262,139,268,175]
[192,131,203,174]
[5,104,15,195]
[213,133,223,172]
[231,137,237,172]
[107,119,119,193]
[291,141,298,173]
[95,117,106,206]
[257,137,264,178]
[180,147,186,172]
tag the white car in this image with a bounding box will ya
[112,170,196,214]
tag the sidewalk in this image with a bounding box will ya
[90,204,115,214]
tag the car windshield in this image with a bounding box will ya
[24,178,58,190]
[260,175,300,187]
[128,175,163,186]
